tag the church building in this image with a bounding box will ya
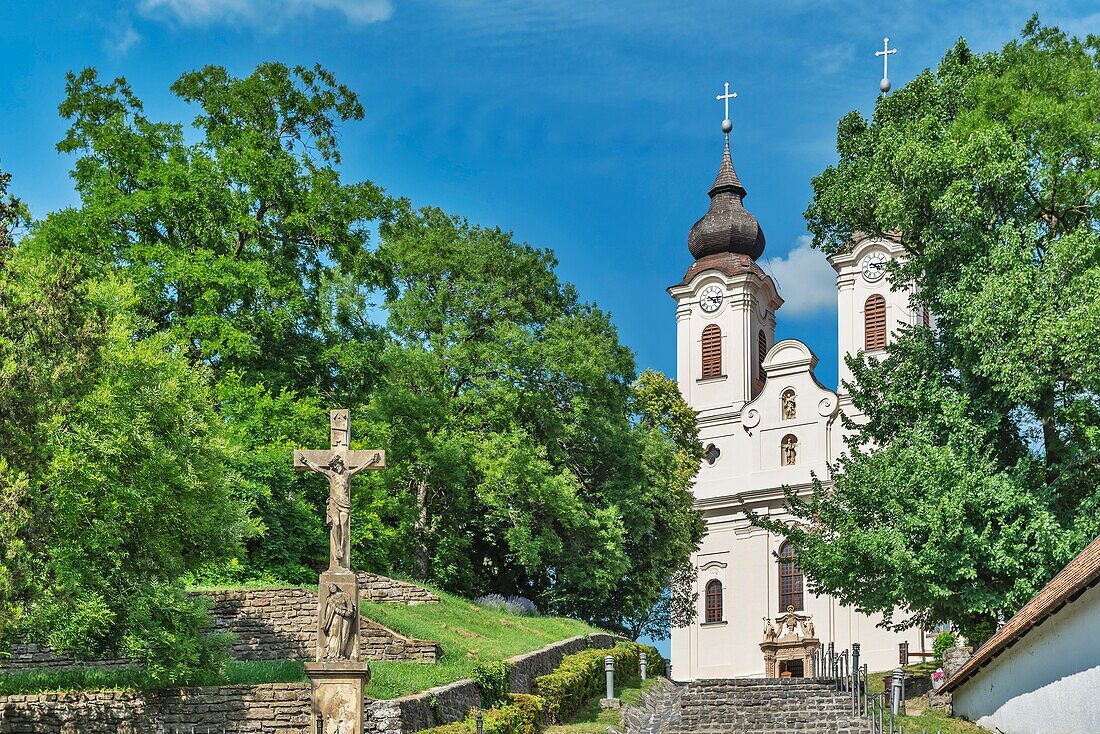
[668,123,926,679]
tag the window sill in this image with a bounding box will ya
[697,375,727,384]
[700,621,728,627]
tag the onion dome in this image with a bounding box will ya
[687,137,765,261]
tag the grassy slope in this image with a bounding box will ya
[362,588,602,699]
[0,584,603,699]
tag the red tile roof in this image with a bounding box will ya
[940,533,1100,693]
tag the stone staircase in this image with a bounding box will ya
[670,678,871,734]
[617,677,684,734]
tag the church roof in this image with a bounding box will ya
[677,251,766,287]
[940,532,1100,693]
[688,137,765,261]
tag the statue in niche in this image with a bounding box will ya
[781,605,801,637]
[781,389,796,420]
[781,435,798,466]
[321,582,356,660]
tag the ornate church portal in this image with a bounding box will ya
[668,86,927,680]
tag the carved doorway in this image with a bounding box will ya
[779,659,804,678]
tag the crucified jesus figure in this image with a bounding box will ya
[298,451,381,570]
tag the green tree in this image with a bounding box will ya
[48,63,394,582]
[367,208,703,634]
[754,20,1100,644]
[0,225,243,679]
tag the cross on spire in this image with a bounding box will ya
[716,82,737,134]
[876,37,897,94]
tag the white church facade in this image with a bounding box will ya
[669,131,927,680]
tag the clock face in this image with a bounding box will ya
[861,251,889,282]
[699,285,724,313]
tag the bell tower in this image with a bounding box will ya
[668,99,782,416]
[829,233,922,404]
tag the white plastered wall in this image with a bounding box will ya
[952,583,1100,734]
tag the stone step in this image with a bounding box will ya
[668,677,871,734]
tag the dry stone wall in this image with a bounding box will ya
[359,574,441,605]
[0,683,312,734]
[1,586,441,674]
[0,633,621,734]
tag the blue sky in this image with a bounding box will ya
[2,0,1097,389]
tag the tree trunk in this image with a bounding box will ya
[412,473,430,581]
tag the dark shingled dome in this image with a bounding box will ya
[688,138,765,261]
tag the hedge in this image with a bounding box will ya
[420,640,667,734]
[533,641,664,722]
[421,693,547,734]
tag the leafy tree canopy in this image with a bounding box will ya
[364,208,704,636]
[754,19,1100,644]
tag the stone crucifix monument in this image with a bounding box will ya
[295,409,386,734]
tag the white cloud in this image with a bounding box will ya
[138,0,393,27]
[762,235,837,318]
[107,19,142,53]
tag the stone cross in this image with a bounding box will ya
[294,409,386,571]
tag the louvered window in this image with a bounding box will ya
[779,541,804,612]
[865,295,887,351]
[705,579,723,623]
[701,325,722,378]
[758,330,768,381]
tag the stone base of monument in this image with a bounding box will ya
[305,660,371,734]
[317,570,362,660]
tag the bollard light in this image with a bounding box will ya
[891,667,904,717]
[605,655,615,700]
[476,708,484,734]
[640,652,647,680]
[316,713,324,734]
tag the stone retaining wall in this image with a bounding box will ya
[0,683,312,734]
[0,633,622,734]
[507,633,619,694]
[359,574,441,605]
[2,586,441,674]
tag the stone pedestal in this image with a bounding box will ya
[305,660,371,734]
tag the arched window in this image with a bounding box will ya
[758,330,768,381]
[701,324,722,378]
[705,579,723,623]
[778,542,804,612]
[865,294,887,351]
[781,434,798,466]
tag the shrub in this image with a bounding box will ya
[474,594,538,617]
[474,660,511,708]
[505,596,538,616]
[475,594,509,612]
[420,693,547,734]
[932,631,958,663]
[533,642,664,722]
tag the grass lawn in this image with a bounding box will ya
[544,675,659,734]
[867,666,989,734]
[0,582,604,699]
